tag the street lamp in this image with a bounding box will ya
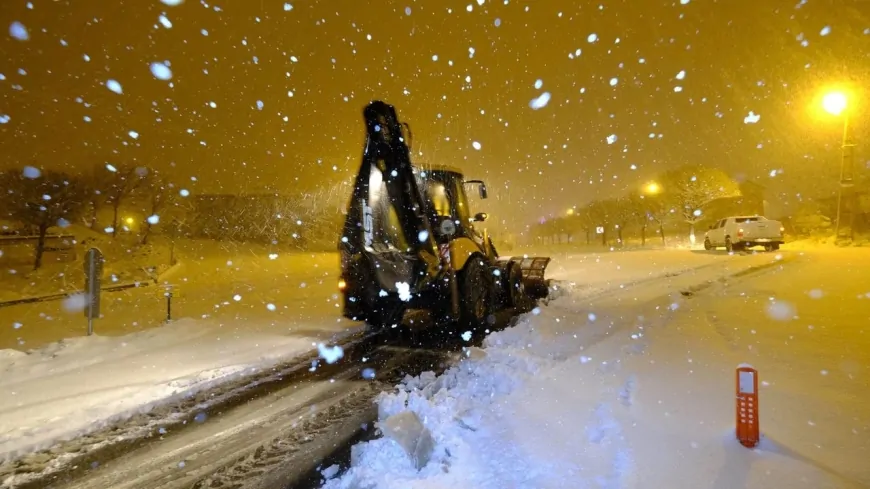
[822,92,847,116]
[643,182,661,195]
[821,90,854,240]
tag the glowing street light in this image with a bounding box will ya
[566,208,575,216]
[643,182,661,195]
[125,217,135,225]
[822,91,848,116]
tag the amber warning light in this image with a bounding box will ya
[736,364,760,448]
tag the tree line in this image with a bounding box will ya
[531,165,743,247]
[0,165,349,270]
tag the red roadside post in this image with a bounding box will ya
[736,364,760,448]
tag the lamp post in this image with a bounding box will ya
[821,91,854,241]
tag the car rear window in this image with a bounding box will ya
[736,217,760,223]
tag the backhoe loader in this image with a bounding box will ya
[338,100,550,333]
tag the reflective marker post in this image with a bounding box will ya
[83,248,104,336]
[159,285,179,323]
[736,364,760,448]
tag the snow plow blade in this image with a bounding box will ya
[516,256,551,299]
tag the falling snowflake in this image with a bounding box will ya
[472,141,482,150]
[534,79,543,89]
[396,282,412,302]
[150,62,173,80]
[587,33,598,43]
[106,79,123,94]
[766,300,795,321]
[9,21,29,41]
[62,293,88,313]
[318,343,345,364]
[461,331,473,342]
[529,92,551,110]
[744,111,761,124]
[820,26,831,36]
[606,134,618,145]
[147,215,160,225]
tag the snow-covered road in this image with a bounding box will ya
[326,248,869,489]
[2,246,851,489]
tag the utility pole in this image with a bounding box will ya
[834,111,856,242]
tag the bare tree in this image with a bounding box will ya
[97,164,148,238]
[586,200,611,246]
[573,207,597,245]
[661,165,741,243]
[139,173,173,244]
[604,195,642,246]
[0,169,87,270]
[638,193,670,246]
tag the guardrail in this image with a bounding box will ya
[0,280,152,308]
[0,261,183,309]
[0,234,76,244]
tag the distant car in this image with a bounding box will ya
[704,216,784,252]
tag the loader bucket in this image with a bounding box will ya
[517,256,551,299]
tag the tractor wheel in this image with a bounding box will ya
[725,237,734,253]
[703,239,713,251]
[459,256,493,333]
[508,262,532,311]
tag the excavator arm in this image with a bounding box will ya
[339,101,443,320]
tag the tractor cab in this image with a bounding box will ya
[416,167,491,251]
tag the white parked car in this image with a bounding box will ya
[703,216,785,252]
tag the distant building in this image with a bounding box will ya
[703,180,767,223]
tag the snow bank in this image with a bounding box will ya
[0,318,349,463]
[326,250,860,489]
[326,296,636,488]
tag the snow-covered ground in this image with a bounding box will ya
[1,242,343,351]
[0,226,174,303]
[0,318,362,466]
[324,248,870,489]
[0,248,754,474]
